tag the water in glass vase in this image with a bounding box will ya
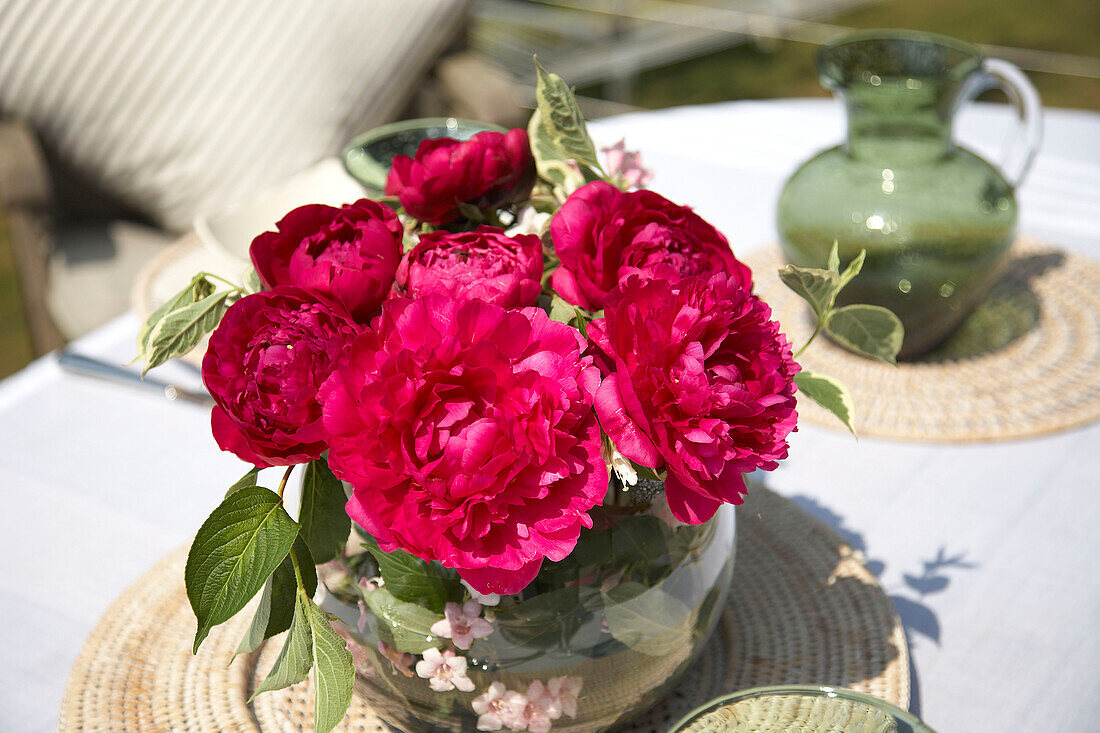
[318,493,736,732]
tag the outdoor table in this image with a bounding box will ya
[2,98,1097,733]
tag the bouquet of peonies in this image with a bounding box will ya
[135,62,900,733]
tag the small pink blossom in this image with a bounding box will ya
[329,620,374,676]
[519,680,563,733]
[472,681,527,731]
[377,640,415,677]
[358,575,383,591]
[462,579,501,607]
[601,139,653,189]
[547,676,583,718]
[415,647,475,692]
[431,601,495,650]
[357,577,384,633]
[357,600,369,633]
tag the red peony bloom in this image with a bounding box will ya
[385,129,536,226]
[588,272,800,524]
[550,181,752,311]
[249,199,402,323]
[202,287,359,467]
[395,226,543,308]
[318,295,607,595]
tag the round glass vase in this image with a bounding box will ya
[317,488,736,733]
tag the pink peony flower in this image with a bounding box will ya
[396,226,543,308]
[202,287,359,467]
[249,199,403,322]
[415,647,475,692]
[588,272,799,524]
[430,601,494,650]
[472,682,528,731]
[549,181,751,311]
[385,129,536,226]
[319,295,607,595]
[601,139,653,189]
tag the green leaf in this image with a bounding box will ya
[251,591,313,698]
[534,57,601,170]
[242,267,264,295]
[548,294,595,338]
[527,109,564,174]
[235,574,275,657]
[133,274,212,363]
[668,522,711,558]
[838,249,867,290]
[777,264,841,320]
[825,304,905,365]
[225,467,262,498]
[495,586,598,650]
[611,515,673,566]
[363,538,454,613]
[601,582,692,657]
[304,599,355,733]
[270,539,317,633]
[456,202,485,223]
[794,369,857,436]
[237,537,318,657]
[143,290,232,375]
[826,241,840,272]
[359,586,444,654]
[569,528,614,570]
[186,486,299,653]
[299,459,351,565]
[548,293,576,324]
[630,462,665,482]
[527,109,586,193]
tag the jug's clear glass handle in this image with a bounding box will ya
[963,58,1044,188]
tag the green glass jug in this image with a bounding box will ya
[777,30,1042,359]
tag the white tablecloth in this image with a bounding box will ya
[2,99,1098,732]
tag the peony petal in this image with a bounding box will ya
[594,374,661,467]
[210,406,272,467]
[663,471,723,524]
[458,557,543,596]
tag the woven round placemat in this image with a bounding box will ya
[747,239,1100,441]
[59,486,907,732]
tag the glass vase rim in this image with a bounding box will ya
[816,28,984,90]
[669,684,935,732]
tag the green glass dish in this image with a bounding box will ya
[669,685,935,733]
[777,30,1042,359]
[342,116,507,193]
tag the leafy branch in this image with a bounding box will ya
[186,457,356,733]
[133,268,262,374]
[529,58,612,203]
[779,242,904,435]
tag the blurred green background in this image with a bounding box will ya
[580,0,1100,109]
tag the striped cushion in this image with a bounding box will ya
[0,0,470,229]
